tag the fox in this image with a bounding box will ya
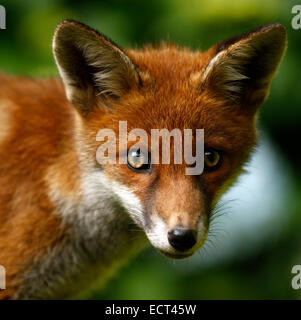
[0,20,286,299]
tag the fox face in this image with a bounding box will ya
[53,20,286,260]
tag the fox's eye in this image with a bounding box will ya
[204,148,221,170]
[127,148,150,172]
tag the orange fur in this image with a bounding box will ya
[0,21,286,299]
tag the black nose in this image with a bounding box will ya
[168,227,197,252]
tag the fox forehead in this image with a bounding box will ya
[78,45,255,143]
[127,44,207,82]
[84,48,256,155]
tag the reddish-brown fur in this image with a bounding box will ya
[0,76,77,299]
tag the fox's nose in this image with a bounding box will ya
[168,227,197,252]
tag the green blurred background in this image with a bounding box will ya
[1,0,301,299]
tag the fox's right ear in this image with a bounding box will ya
[201,24,286,112]
[53,20,140,115]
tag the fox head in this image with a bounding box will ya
[53,20,286,259]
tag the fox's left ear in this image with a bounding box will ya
[202,24,286,111]
[53,20,140,115]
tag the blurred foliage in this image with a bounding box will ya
[0,0,301,299]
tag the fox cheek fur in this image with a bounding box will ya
[0,19,286,299]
